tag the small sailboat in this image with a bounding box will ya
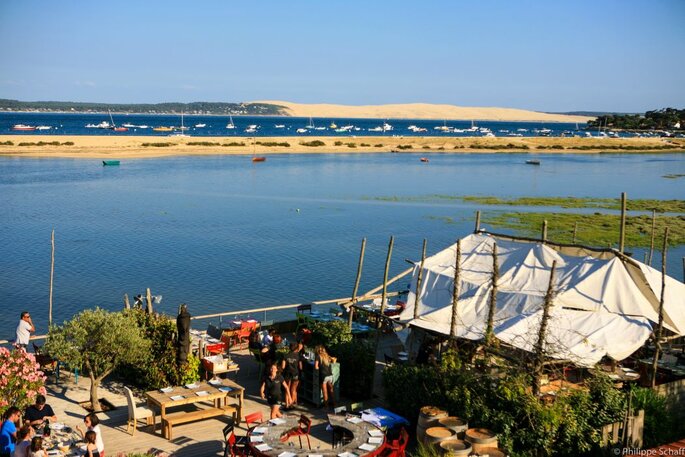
[109,110,128,132]
[306,117,315,129]
[226,115,235,129]
[170,111,189,137]
[330,121,337,129]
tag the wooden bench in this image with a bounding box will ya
[162,404,237,440]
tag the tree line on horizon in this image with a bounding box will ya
[0,98,287,116]
[587,107,684,131]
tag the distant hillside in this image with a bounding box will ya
[549,111,638,117]
[0,99,287,116]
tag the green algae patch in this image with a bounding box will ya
[481,211,685,248]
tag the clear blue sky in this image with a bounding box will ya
[1,0,683,112]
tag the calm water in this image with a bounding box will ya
[1,152,684,340]
[1,112,602,138]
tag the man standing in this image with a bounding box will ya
[15,311,34,350]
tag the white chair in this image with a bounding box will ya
[124,386,156,436]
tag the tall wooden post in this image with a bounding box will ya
[348,238,367,328]
[146,288,153,314]
[648,210,656,266]
[123,294,130,310]
[541,220,548,242]
[450,240,462,338]
[379,236,395,326]
[619,192,627,253]
[413,239,427,320]
[485,242,498,346]
[533,260,557,395]
[572,221,578,244]
[475,211,481,233]
[650,227,669,388]
[49,229,55,325]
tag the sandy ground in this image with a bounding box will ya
[0,135,683,159]
[256,100,595,123]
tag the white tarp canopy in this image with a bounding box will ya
[399,233,685,367]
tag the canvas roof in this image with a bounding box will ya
[399,233,685,366]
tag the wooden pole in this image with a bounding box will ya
[533,260,557,396]
[474,210,481,233]
[413,239,427,320]
[449,240,462,338]
[572,221,578,244]
[123,294,130,310]
[485,242,498,346]
[648,210,656,266]
[146,288,153,314]
[541,220,548,242]
[378,236,395,326]
[49,229,55,325]
[349,238,366,328]
[619,192,627,253]
[650,227,669,388]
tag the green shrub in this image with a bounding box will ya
[300,140,326,147]
[222,142,246,147]
[423,145,430,149]
[61,141,74,146]
[310,320,352,348]
[374,144,384,147]
[346,143,357,148]
[256,141,290,147]
[632,387,683,448]
[397,144,413,150]
[187,141,221,146]
[0,141,14,145]
[141,142,172,147]
[360,143,370,147]
[334,141,343,146]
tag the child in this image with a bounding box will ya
[84,430,101,457]
[27,436,46,457]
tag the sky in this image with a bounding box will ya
[0,0,684,112]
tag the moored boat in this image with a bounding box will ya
[420,157,430,162]
[252,157,266,162]
[113,127,128,132]
[11,124,37,131]
[525,159,541,165]
[102,160,121,166]
[153,126,174,132]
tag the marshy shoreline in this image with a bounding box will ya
[0,134,683,159]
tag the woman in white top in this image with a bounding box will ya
[76,413,104,456]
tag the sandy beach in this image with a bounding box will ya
[0,135,683,159]
[257,100,595,123]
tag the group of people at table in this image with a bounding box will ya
[1,396,104,457]
[249,329,337,419]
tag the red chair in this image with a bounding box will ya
[222,422,247,457]
[292,414,312,450]
[381,428,408,457]
[244,411,263,430]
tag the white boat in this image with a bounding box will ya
[11,124,37,131]
[138,125,149,129]
[226,115,236,129]
[194,123,206,128]
[382,121,393,132]
[244,124,258,133]
[368,126,383,132]
[435,120,450,132]
[122,123,136,128]
[87,121,112,129]
[314,126,326,131]
[306,117,315,129]
[35,126,52,130]
[330,122,337,129]
[170,111,190,137]
[467,120,478,132]
[296,128,308,133]
[274,124,285,128]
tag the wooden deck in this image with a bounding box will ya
[42,332,404,456]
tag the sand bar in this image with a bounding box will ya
[257,100,595,123]
[0,135,683,159]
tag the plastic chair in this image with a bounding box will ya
[124,386,156,435]
[222,419,247,457]
[293,414,312,450]
[244,411,263,430]
[381,427,409,457]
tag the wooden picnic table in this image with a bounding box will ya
[145,378,244,440]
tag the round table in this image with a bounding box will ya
[247,414,386,457]
[38,423,85,456]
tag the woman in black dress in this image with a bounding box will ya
[260,363,285,419]
[282,341,303,408]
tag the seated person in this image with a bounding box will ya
[261,329,276,347]
[24,395,56,427]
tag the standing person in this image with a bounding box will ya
[13,425,33,457]
[84,431,101,457]
[314,346,337,409]
[26,437,45,457]
[24,396,57,427]
[259,364,285,419]
[14,312,34,350]
[0,407,21,457]
[282,341,303,408]
[76,414,104,457]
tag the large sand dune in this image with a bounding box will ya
[256,100,594,123]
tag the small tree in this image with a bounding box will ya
[0,347,47,417]
[44,308,150,412]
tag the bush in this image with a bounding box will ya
[374,144,384,147]
[310,320,352,348]
[300,140,326,147]
[256,142,290,147]
[61,141,74,146]
[0,141,14,145]
[333,340,375,401]
[397,145,413,150]
[632,387,683,448]
[360,143,371,147]
[346,143,357,148]
[142,142,173,147]
[334,141,344,146]
[0,348,47,417]
[187,141,221,146]
[222,142,246,147]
